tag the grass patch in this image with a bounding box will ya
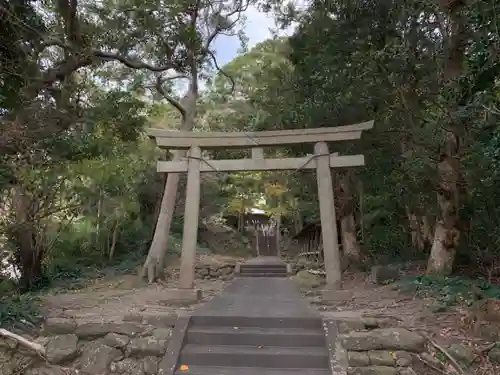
[398,275,500,309]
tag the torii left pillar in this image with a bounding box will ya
[179,146,201,290]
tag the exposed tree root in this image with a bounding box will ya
[0,328,46,358]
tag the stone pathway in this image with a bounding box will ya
[194,277,317,317]
[174,257,333,375]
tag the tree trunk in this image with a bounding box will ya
[427,221,456,275]
[96,191,103,250]
[12,185,43,292]
[294,211,303,235]
[336,171,365,267]
[109,220,120,261]
[340,213,363,264]
[406,207,425,250]
[276,215,281,257]
[422,216,433,244]
[426,0,467,275]
[427,153,462,275]
[140,82,198,283]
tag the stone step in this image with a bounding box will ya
[179,344,329,368]
[190,316,323,330]
[239,265,287,272]
[174,366,332,375]
[237,273,287,277]
[186,326,325,347]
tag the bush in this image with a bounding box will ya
[398,275,500,309]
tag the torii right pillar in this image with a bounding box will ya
[314,142,353,301]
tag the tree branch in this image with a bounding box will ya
[92,50,179,72]
[206,49,235,93]
[203,0,251,50]
[0,328,46,358]
[151,74,188,119]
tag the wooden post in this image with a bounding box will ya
[179,146,202,289]
[251,147,264,159]
[314,142,342,289]
[255,225,260,256]
[276,215,281,257]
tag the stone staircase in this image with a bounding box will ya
[237,261,288,277]
[175,315,331,375]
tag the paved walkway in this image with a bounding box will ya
[194,258,318,318]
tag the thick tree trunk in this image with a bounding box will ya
[336,171,365,267]
[426,0,467,275]
[406,208,425,250]
[427,221,456,275]
[140,84,198,283]
[340,213,363,264]
[427,152,462,275]
[422,215,433,244]
[12,185,44,292]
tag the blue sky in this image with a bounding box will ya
[171,6,295,94]
[212,6,295,67]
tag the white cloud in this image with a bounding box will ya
[244,6,278,50]
[213,5,295,67]
[244,6,296,50]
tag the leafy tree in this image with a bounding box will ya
[141,0,254,283]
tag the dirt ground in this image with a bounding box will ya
[41,254,239,324]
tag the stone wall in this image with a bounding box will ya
[336,318,424,375]
[194,263,235,280]
[1,313,178,375]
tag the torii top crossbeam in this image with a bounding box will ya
[147,121,374,149]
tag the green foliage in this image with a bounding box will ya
[398,276,500,309]
[0,293,43,330]
[0,0,45,111]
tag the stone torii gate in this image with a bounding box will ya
[148,121,373,293]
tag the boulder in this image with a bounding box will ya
[394,351,414,366]
[476,322,500,341]
[341,328,425,352]
[42,317,77,335]
[347,366,399,375]
[338,320,366,334]
[488,348,500,364]
[25,365,79,375]
[447,343,475,366]
[220,266,233,276]
[102,333,130,348]
[142,356,159,374]
[398,369,417,375]
[45,334,78,364]
[79,342,123,374]
[368,350,396,366]
[126,337,168,357]
[75,322,144,339]
[478,299,500,322]
[347,351,370,366]
[111,358,144,375]
[151,328,171,341]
